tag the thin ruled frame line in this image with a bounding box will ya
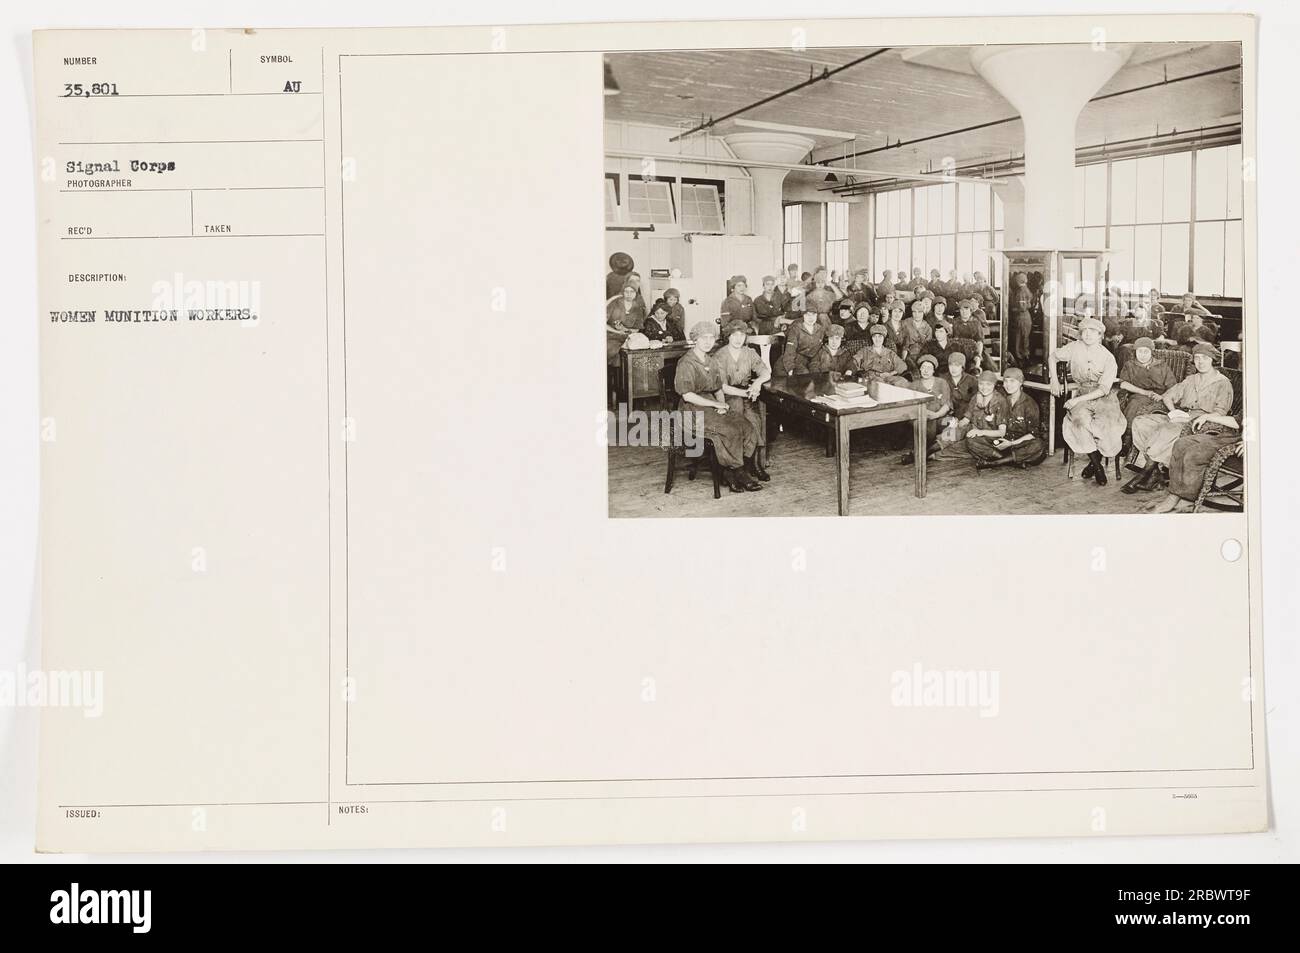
[321,43,333,828]
[60,186,325,193]
[60,233,325,240]
[53,783,1263,810]
[58,138,323,145]
[60,91,323,98]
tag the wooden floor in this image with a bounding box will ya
[609,422,1173,519]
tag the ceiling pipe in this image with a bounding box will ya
[813,63,1241,168]
[604,148,1004,186]
[667,48,891,142]
[825,122,1242,196]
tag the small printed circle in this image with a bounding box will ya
[1221,539,1243,563]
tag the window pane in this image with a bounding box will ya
[913,188,928,236]
[974,183,990,232]
[1108,225,1135,296]
[1194,221,1225,296]
[830,201,848,240]
[1224,219,1243,298]
[941,184,956,233]
[940,234,955,275]
[927,235,942,273]
[1063,256,1083,297]
[957,233,973,275]
[1196,146,1228,221]
[958,183,975,231]
[972,232,989,279]
[1162,152,1192,222]
[1134,224,1161,294]
[994,192,1004,230]
[927,185,943,235]
[875,193,887,235]
[605,178,618,224]
[1135,156,1164,223]
[1161,223,1190,294]
[911,236,924,273]
[874,238,886,276]
[784,204,801,244]
[680,183,723,232]
[1084,164,1107,227]
[1226,144,1243,219]
[1074,166,1086,227]
[899,189,911,236]
[1110,159,1136,225]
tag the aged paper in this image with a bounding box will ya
[34,15,1265,851]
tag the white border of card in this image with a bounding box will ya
[34,14,1264,851]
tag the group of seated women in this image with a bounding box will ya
[668,310,1238,508]
[606,256,1239,510]
[1049,316,1238,506]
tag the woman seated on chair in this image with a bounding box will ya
[844,305,877,343]
[1146,412,1243,513]
[851,324,910,386]
[674,321,764,493]
[663,288,688,335]
[752,275,786,334]
[949,298,986,350]
[882,300,907,351]
[921,323,963,371]
[720,275,757,331]
[715,319,771,479]
[928,297,952,333]
[898,353,952,465]
[943,352,978,429]
[780,309,831,375]
[809,324,855,373]
[1117,336,1178,430]
[641,298,681,343]
[1050,315,1125,487]
[606,280,646,367]
[1123,343,1234,495]
[1144,288,1167,328]
[1120,308,1164,346]
[606,279,645,333]
[897,299,934,370]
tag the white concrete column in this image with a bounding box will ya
[992,177,1026,248]
[723,132,815,271]
[971,45,1131,248]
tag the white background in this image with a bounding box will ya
[2,0,1295,863]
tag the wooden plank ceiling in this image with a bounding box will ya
[605,43,1242,181]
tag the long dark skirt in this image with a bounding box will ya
[1168,429,1241,501]
[683,405,758,469]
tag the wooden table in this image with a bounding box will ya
[761,373,935,516]
[618,341,690,409]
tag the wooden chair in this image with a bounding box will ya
[1114,347,1191,470]
[1154,348,1191,382]
[1193,367,1245,513]
[843,339,870,362]
[659,365,722,499]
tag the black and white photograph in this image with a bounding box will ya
[603,42,1247,517]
